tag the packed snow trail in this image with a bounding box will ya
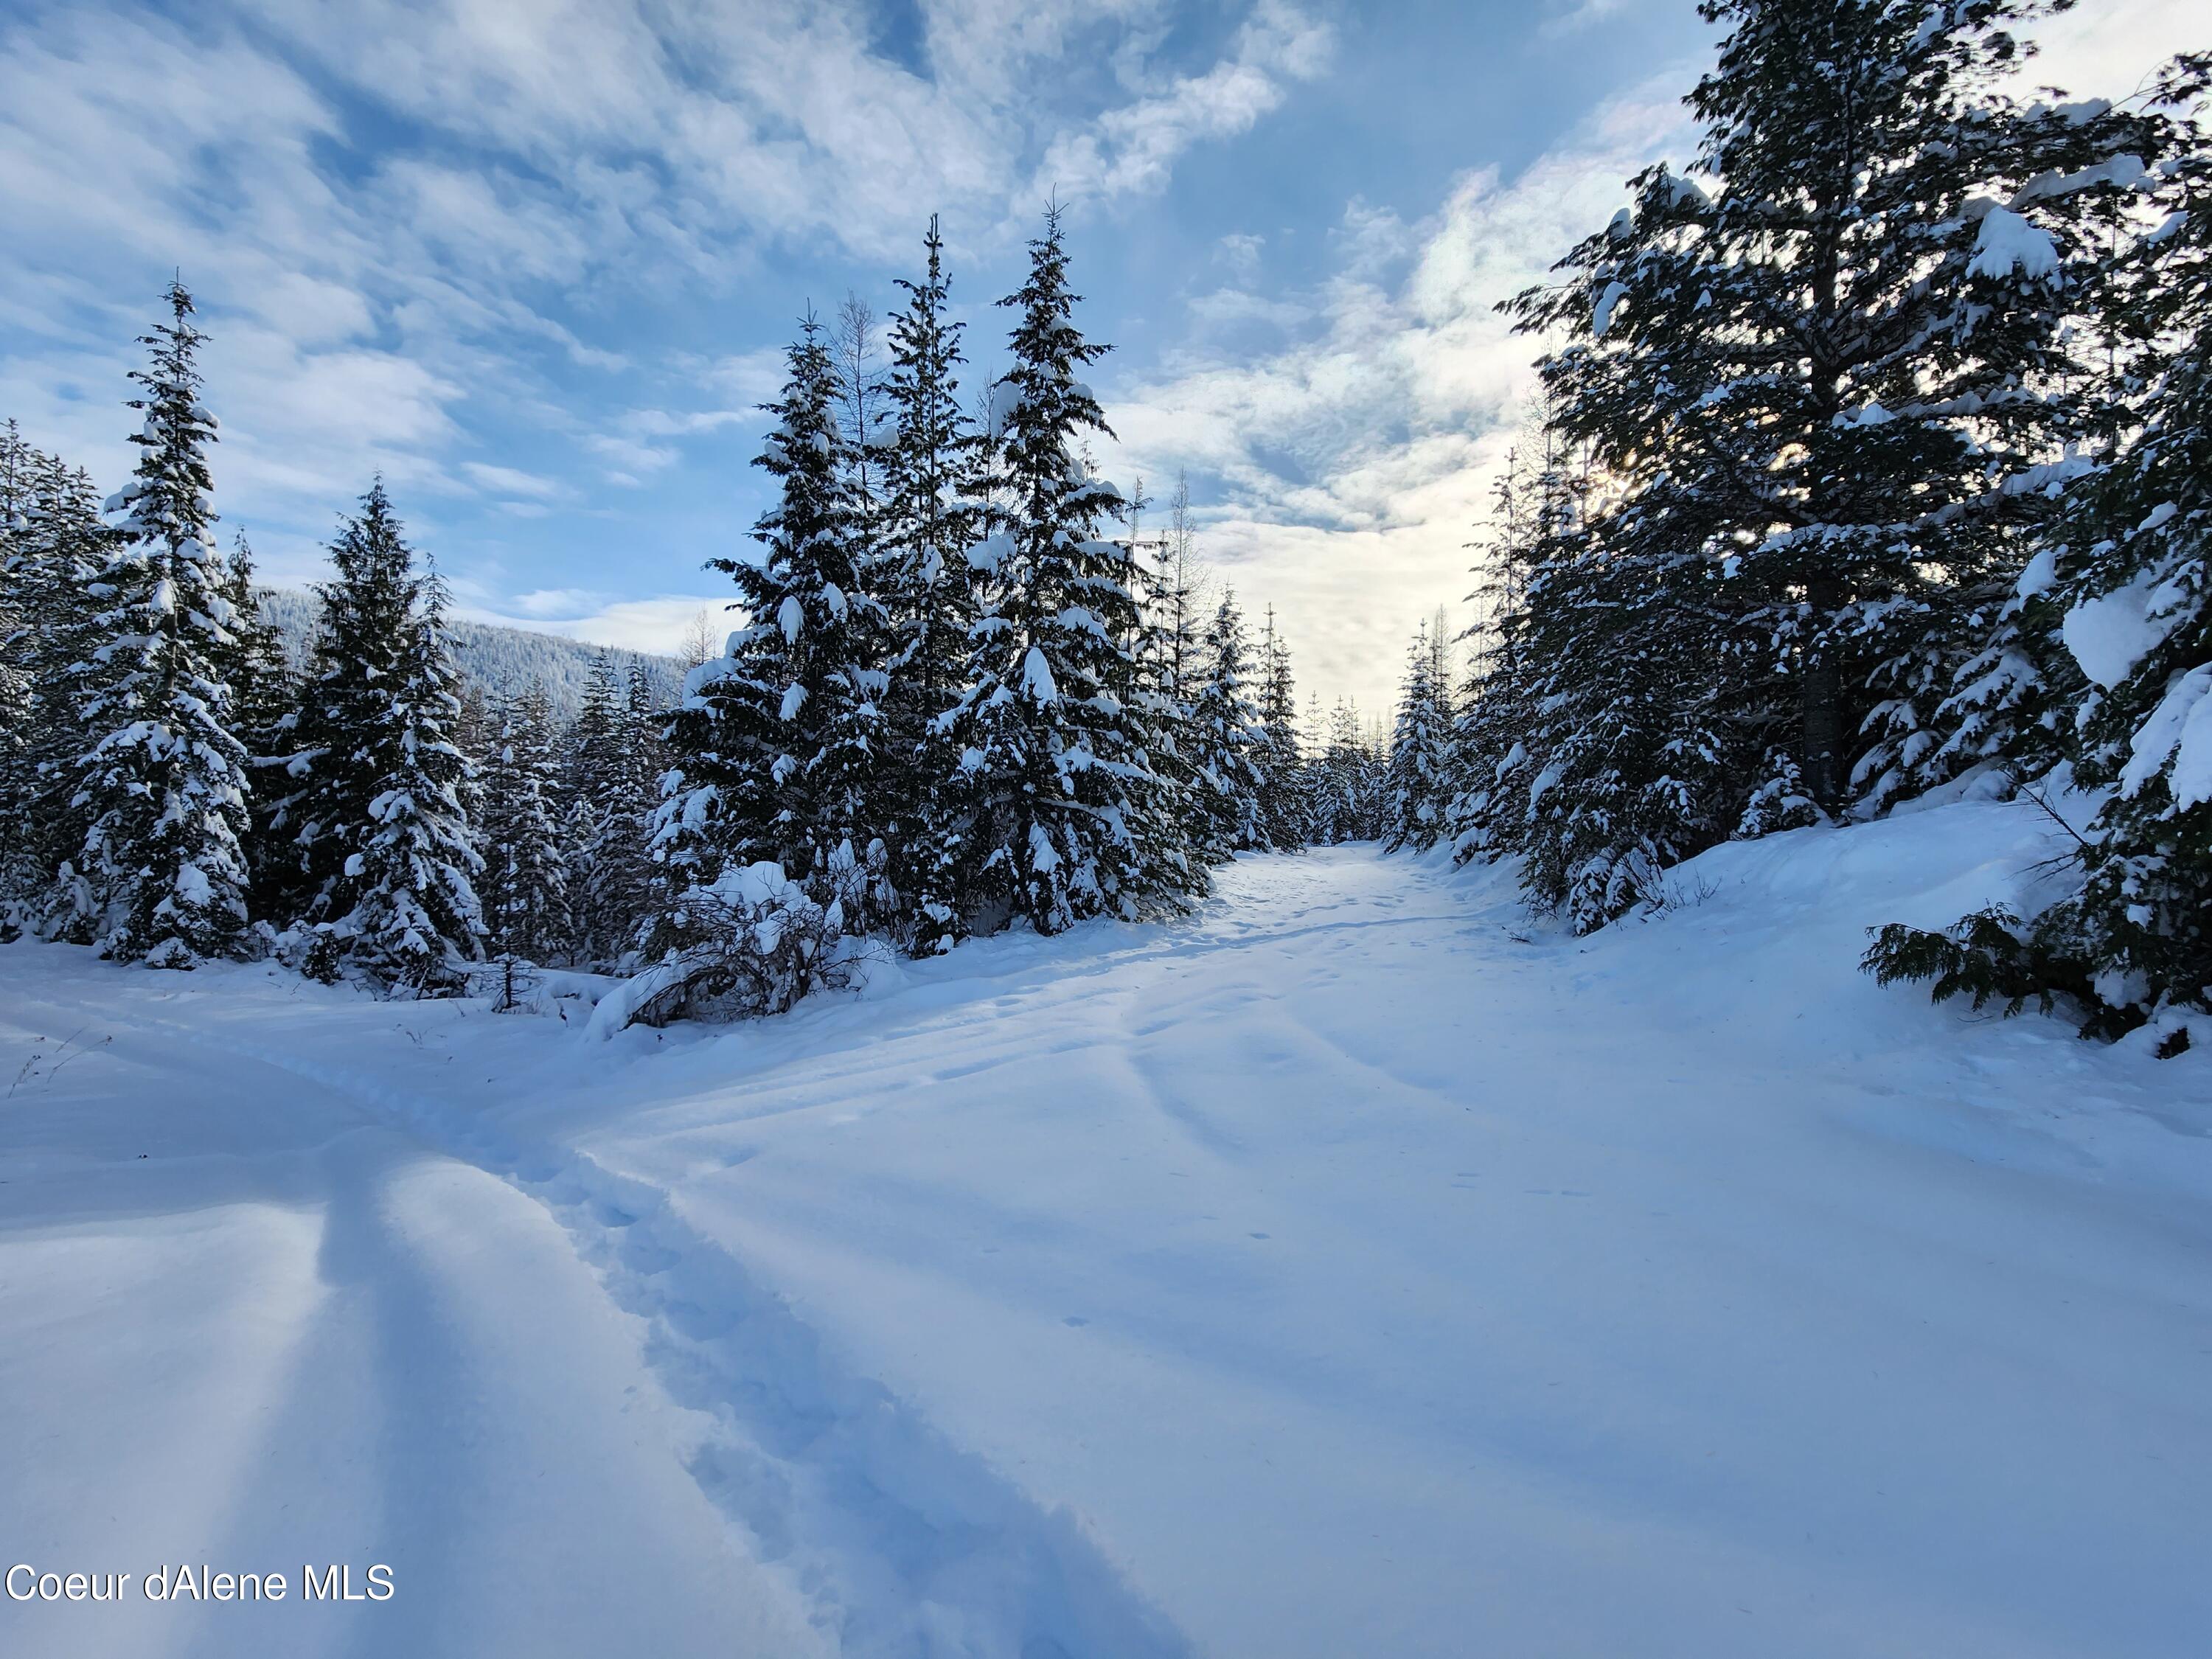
[4,805,2212,1658]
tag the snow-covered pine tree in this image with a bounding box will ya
[1255,605,1310,849]
[480,681,571,964]
[70,281,254,966]
[1443,443,1546,867]
[944,206,1195,933]
[268,482,484,992]
[1310,698,1382,844]
[1189,588,1272,857]
[1871,56,2212,1048]
[7,449,110,931]
[1505,0,2173,920]
[563,654,661,967]
[1383,620,1452,852]
[877,218,987,953]
[1131,472,1209,872]
[654,314,889,945]
[0,425,36,911]
[215,530,296,907]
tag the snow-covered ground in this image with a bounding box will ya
[4,799,2210,1658]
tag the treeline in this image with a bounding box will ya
[0,212,1351,1015]
[1372,5,2211,1052]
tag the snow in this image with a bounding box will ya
[1968,208,2062,282]
[4,800,2210,1658]
[1593,279,1629,336]
[2014,543,2059,600]
[778,595,804,643]
[2063,568,2170,687]
[2121,663,2212,809]
[1021,644,1057,702]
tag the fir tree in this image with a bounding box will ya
[1499,0,2170,922]
[877,218,987,952]
[565,652,659,965]
[481,682,572,964]
[1255,605,1310,849]
[1871,56,2212,1046]
[270,483,483,992]
[943,206,1197,934]
[1383,621,1452,852]
[71,281,254,965]
[655,315,889,946]
[1189,589,1272,856]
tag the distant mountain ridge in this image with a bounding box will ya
[257,588,686,720]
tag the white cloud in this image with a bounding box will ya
[1034,1,1334,204]
[0,0,1328,573]
[462,462,565,499]
[1102,74,1694,713]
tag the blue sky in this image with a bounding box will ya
[0,0,2194,713]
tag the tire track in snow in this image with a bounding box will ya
[152,1020,1195,1659]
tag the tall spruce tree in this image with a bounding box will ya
[1189,589,1272,857]
[1254,605,1310,849]
[944,206,1195,933]
[655,315,889,938]
[481,681,572,964]
[72,281,254,965]
[566,650,658,965]
[1871,55,2212,1046]
[270,483,484,992]
[877,218,987,953]
[1383,621,1453,852]
[1500,0,2169,925]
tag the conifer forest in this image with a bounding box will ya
[4,5,2210,1658]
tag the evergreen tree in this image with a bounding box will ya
[1133,473,1210,869]
[0,424,37,911]
[217,530,297,908]
[481,682,572,964]
[1444,443,1550,866]
[1189,589,1272,856]
[71,281,254,965]
[943,206,1196,934]
[655,315,889,945]
[1871,56,2212,1046]
[565,652,659,965]
[269,483,484,992]
[9,452,110,931]
[1498,0,2168,924]
[1383,621,1452,852]
[877,218,987,952]
[1255,605,1310,849]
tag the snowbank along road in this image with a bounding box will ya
[3,809,2210,1658]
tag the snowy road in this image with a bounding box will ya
[4,819,2211,1658]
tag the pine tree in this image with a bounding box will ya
[877,218,987,953]
[9,452,110,931]
[1255,605,1310,849]
[0,424,38,912]
[269,482,484,992]
[481,682,572,964]
[943,206,1196,933]
[1133,473,1210,869]
[564,652,659,965]
[1189,589,1272,856]
[1499,0,2170,922]
[1871,56,2212,1047]
[1383,621,1452,852]
[71,281,254,965]
[216,529,297,908]
[1444,443,1548,866]
[655,315,889,945]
